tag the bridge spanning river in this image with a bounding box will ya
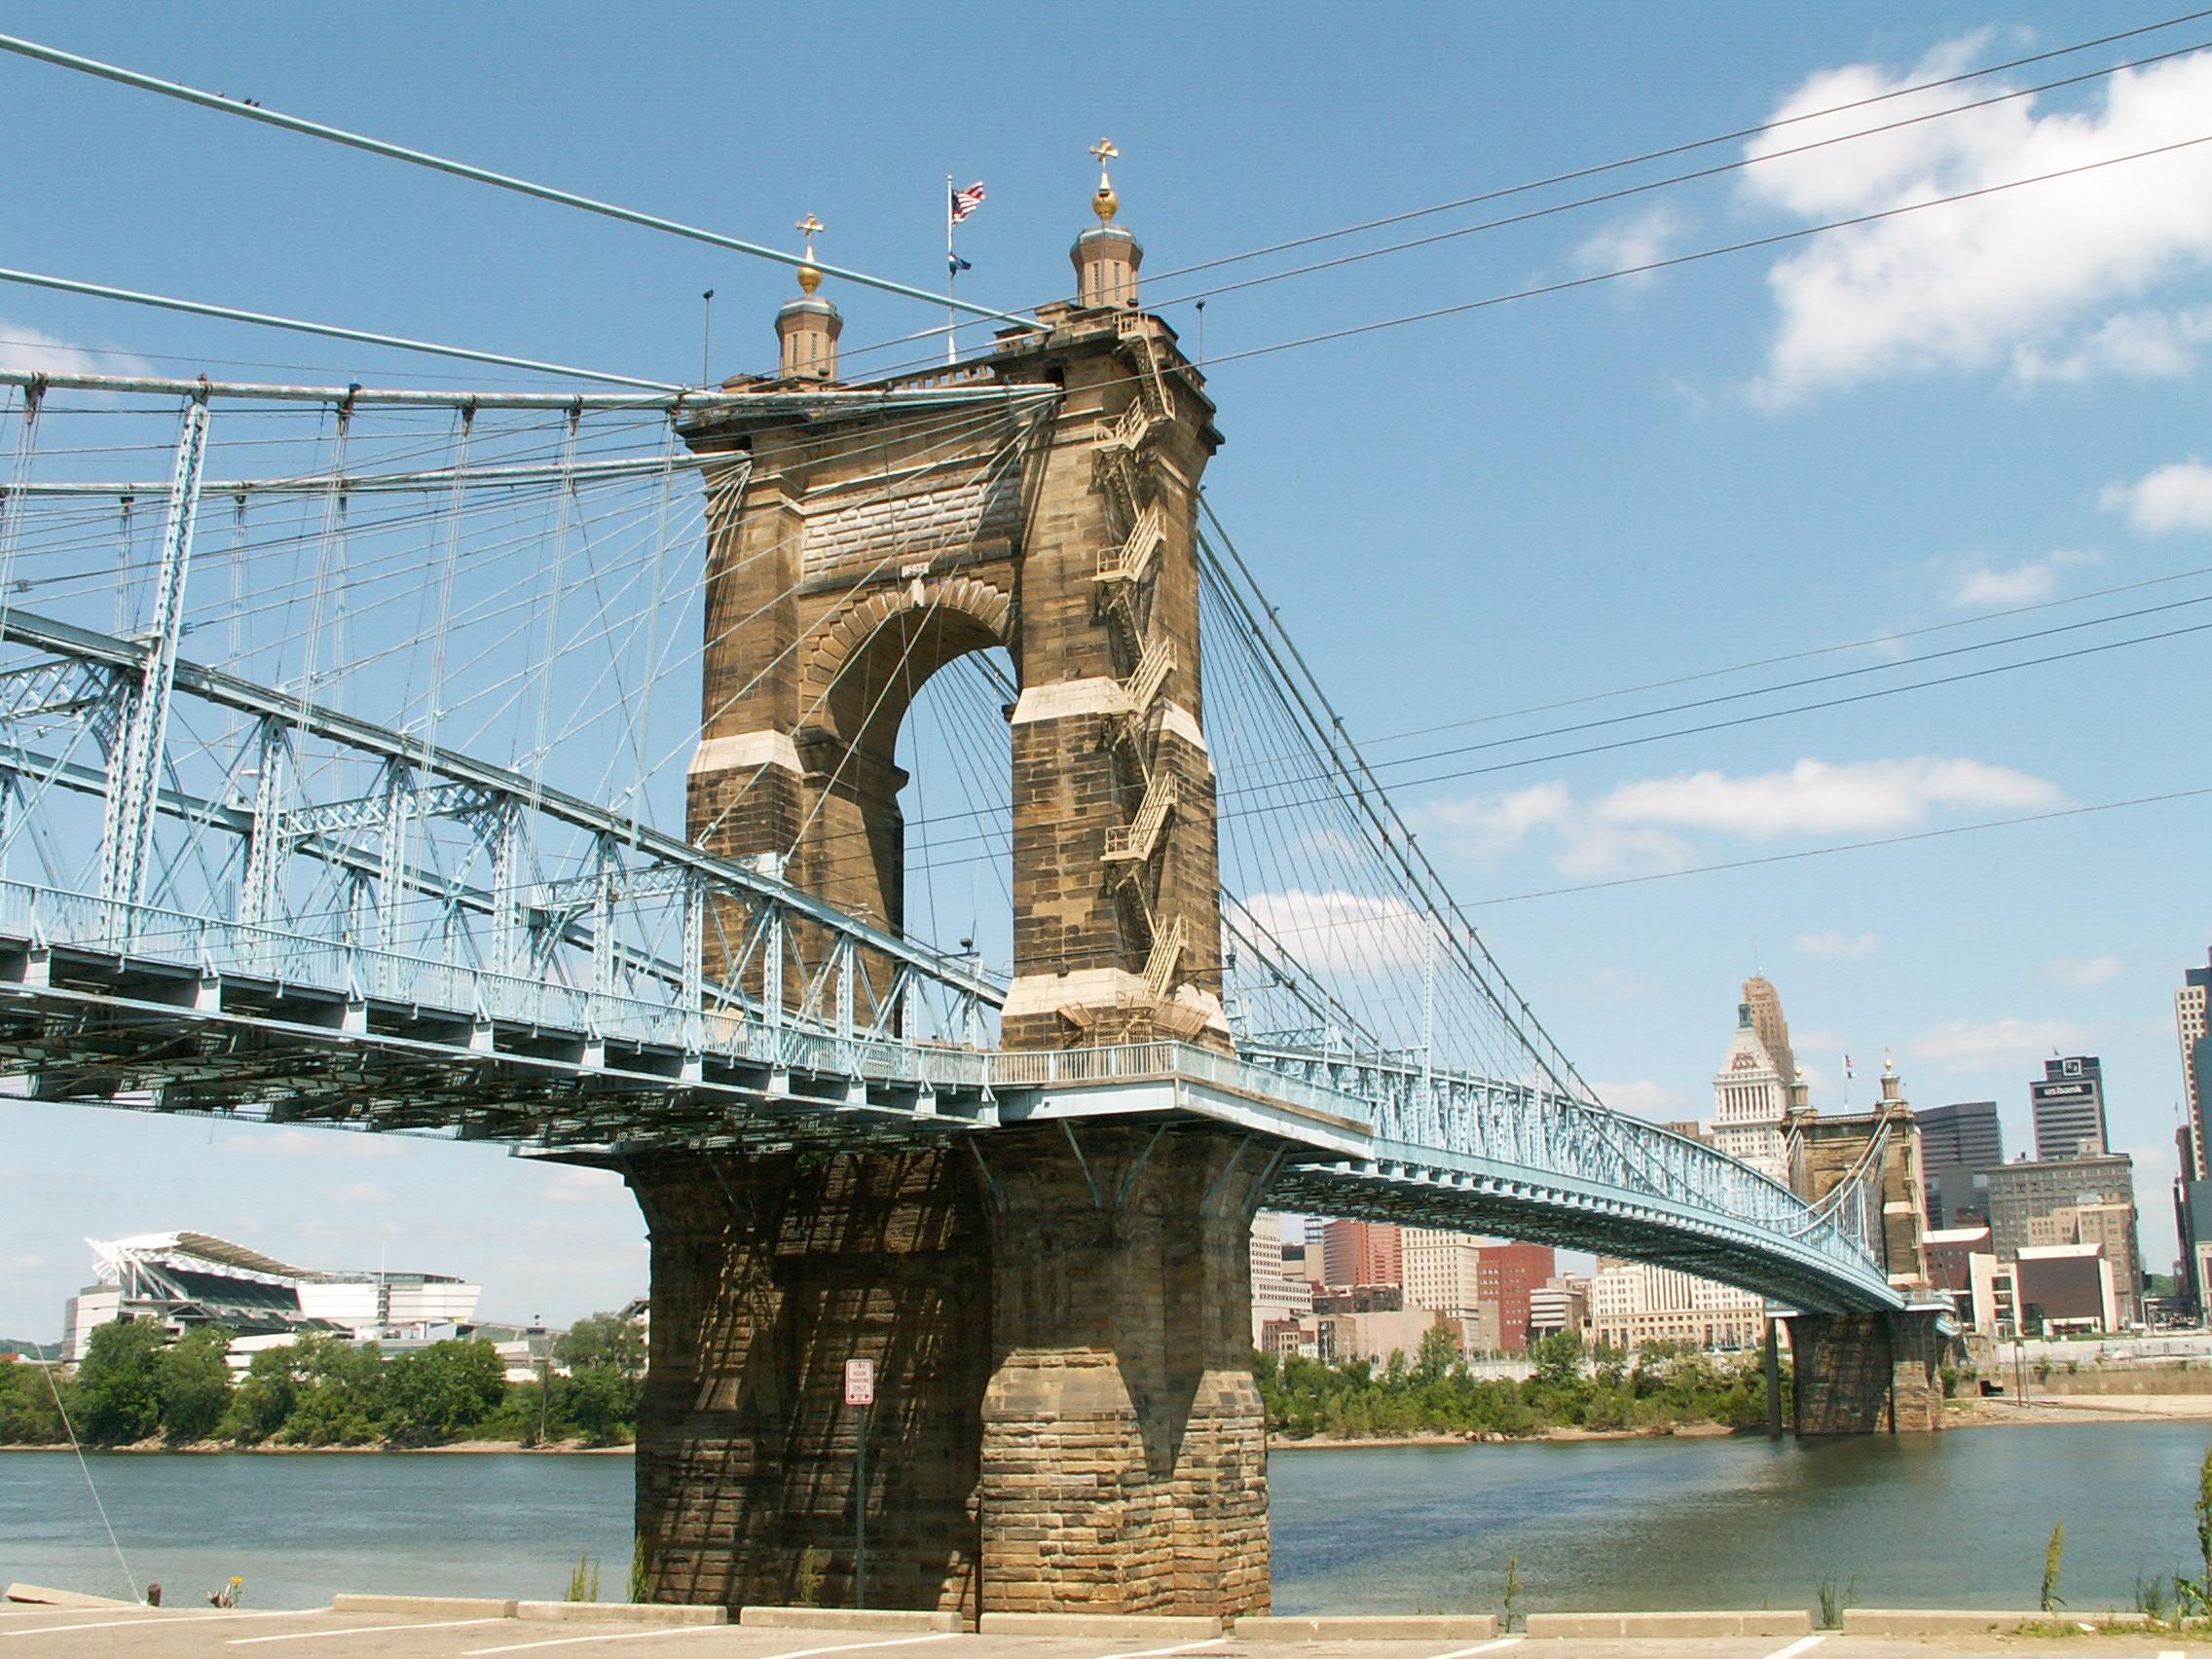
[0,175,1945,1619]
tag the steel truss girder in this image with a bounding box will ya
[1244,1040,1887,1284]
[0,606,1004,1012]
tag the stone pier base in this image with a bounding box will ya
[1785,1309,1947,1434]
[626,1124,1272,1621]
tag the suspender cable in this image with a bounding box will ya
[0,32,1050,335]
[0,264,683,391]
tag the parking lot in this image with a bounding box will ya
[1,1604,2205,1659]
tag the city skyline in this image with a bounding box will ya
[4,3,2211,1334]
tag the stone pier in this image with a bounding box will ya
[629,1125,1271,1619]
[1785,1309,1948,1434]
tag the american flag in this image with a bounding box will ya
[949,180,986,224]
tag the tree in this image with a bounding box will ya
[382,1340,504,1445]
[224,1345,300,1444]
[0,1360,65,1445]
[69,1319,166,1444]
[1530,1330,1585,1388]
[1415,1322,1459,1386]
[563,1363,641,1447]
[284,1334,386,1446]
[555,1313,644,1377]
[154,1327,234,1444]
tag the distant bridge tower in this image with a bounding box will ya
[626,166,1272,1621]
[1783,1057,1947,1433]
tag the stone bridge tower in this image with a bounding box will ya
[1783,1059,1947,1434]
[626,170,1272,1623]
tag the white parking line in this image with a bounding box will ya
[1091,1641,1225,1659]
[230,1616,509,1644]
[1761,1638,1827,1659]
[463,1629,729,1657]
[2158,1650,2184,1658]
[2,1609,313,1638]
[1427,1639,1523,1659]
[754,1639,958,1659]
[469,1634,956,1659]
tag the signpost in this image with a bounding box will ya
[844,1358,875,1610]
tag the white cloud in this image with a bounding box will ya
[1549,822,1692,879]
[1594,756,2060,838]
[219,1128,407,1160]
[2046,953,2122,986]
[1593,1079,1691,1119]
[0,319,148,381]
[1414,756,2060,882]
[1741,41,2212,402]
[2012,304,2212,383]
[1794,931,1878,959]
[1908,1016,2093,1070]
[1944,548,2098,608]
[2103,460,2212,534]
[1235,889,1431,976]
[329,1182,393,1205]
[1574,204,1684,287]
[1410,784,1570,865]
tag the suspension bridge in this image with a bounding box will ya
[0,168,1946,1619]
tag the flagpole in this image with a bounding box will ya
[945,173,957,367]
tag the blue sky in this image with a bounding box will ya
[5,3,2212,1337]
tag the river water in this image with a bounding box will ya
[1,1424,2200,1615]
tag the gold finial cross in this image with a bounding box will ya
[795,212,824,261]
[1089,136,1119,186]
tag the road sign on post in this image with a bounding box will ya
[843,1358,875,1405]
[845,1358,875,1608]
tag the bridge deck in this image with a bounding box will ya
[0,905,1905,1313]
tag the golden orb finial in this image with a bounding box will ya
[1088,137,1120,224]
[794,212,825,295]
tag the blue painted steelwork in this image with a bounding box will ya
[0,378,1910,1316]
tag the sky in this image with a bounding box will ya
[4,2,2212,1338]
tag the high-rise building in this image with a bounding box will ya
[1320,1219,1401,1289]
[2031,1055,2109,1161]
[1477,1241,1556,1353]
[2173,954,2212,1315]
[2180,952,2212,1182]
[1917,1100,2003,1228]
[1711,976,1797,1180]
[1402,1230,1484,1319]
[1743,976,1798,1091]
[1983,1152,2142,1324]
[1248,1217,1313,1346]
[1587,1260,1765,1353]
[1528,1277,1591,1341]
[1918,1100,2004,1167]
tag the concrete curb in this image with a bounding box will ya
[1235,1613,1500,1641]
[1527,1610,1813,1638]
[331,1595,520,1619]
[1843,1607,2152,1635]
[4,1584,141,1609]
[977,1612,1224,1639]
[516,1602,726,1625]
[740,1606,963,1632]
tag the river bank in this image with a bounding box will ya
[1946,1393,2212,1426]
[1275,1420,1741,1451]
